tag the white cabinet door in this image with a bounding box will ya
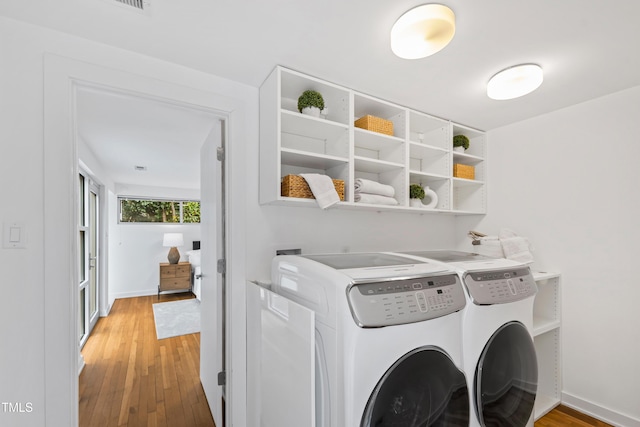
[247,282,315,427]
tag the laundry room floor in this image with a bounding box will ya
[536,405,613,426]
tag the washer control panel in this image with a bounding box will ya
[464,267,537,305]
[347,273,466,327]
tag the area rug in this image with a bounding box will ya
[152,299,201,339]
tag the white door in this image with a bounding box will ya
[78,172,100,348]
[88,184,100,332]
[78,172,89,348]
[200,119,225,425]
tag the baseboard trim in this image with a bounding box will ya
[111,288,160,300]
[562,392,640,427]
[78,353,85,376]
[111,288,192,301]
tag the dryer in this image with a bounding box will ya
[271,252,470,427]
[400,251,539,427]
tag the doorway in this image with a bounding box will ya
[74,84,226,426]
[43,54,248,427]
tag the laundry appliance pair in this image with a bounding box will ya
[271,250,538,427]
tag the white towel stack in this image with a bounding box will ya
[470,229,534,264]
[499,229,534,264]
[354,178,398,205]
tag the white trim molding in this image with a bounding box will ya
[562,392,640,427]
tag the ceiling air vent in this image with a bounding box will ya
[116,0,145,10]
[105,0,152,15]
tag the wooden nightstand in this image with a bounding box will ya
[158,262,191,298]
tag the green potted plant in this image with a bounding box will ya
[298,90,325,118]
[453,134,470,152]
[409,183,425,207]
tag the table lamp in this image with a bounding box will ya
[163,232,184,264]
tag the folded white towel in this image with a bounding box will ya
[354,178,395,197]
[354,193,399,206]
[473,236,505,258]
[299,173,340,209]
[499,229,534,264]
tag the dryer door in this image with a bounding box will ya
[475,321,538,426]
[361,346,469,427]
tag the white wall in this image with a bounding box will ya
[109,184,201,300]
[457,86,640,425]
[246,204,456,283]
[0,17,48,427]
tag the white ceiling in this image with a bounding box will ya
[4,0,640,188]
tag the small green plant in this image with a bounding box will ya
[297,90,325,112]
[409,183,425,199]
[453,135,470,150]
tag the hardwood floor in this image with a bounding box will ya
[81,294,610,427]
[536,405,614,427]
[79,294,215,427]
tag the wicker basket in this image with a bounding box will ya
[281,175,345,201]
[354,115,394,136]
[453,163,475,180]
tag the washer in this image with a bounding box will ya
[400,251,539,427]
[271,252,470,427]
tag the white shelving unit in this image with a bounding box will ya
[532,271,562,420]
[259,66,487,214]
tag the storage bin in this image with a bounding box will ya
[453,163,475,180]
[354,115,394,136]
[281,175,345,200]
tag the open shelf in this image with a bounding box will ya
[532,272,562,421]
[534,328,561,419]
[280,69,350,125]
[281,110,349,157]
[532,273,560,336]
[260,66,488,214]
[409,111,450,149]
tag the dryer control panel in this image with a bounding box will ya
[347,273,466,328]
[464,267,537,305]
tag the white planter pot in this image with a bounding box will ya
[409,188,438,209]
[410,198,422,208]
[301,106,321,118]
[453,146,465,153]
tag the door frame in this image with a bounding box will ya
[43,54,248,427]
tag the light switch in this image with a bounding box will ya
[3,222,26,249]
[9,227,20,242]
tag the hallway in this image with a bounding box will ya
[79,294,215,427]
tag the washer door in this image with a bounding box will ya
[475,322,538,426]
[361,346,469,427]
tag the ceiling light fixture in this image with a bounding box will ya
[390,4,456,59]
[487,64,544,100]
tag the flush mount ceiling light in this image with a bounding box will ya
[487,64,544,100]
[390,4,456,59]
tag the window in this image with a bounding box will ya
[119,198,200,223]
